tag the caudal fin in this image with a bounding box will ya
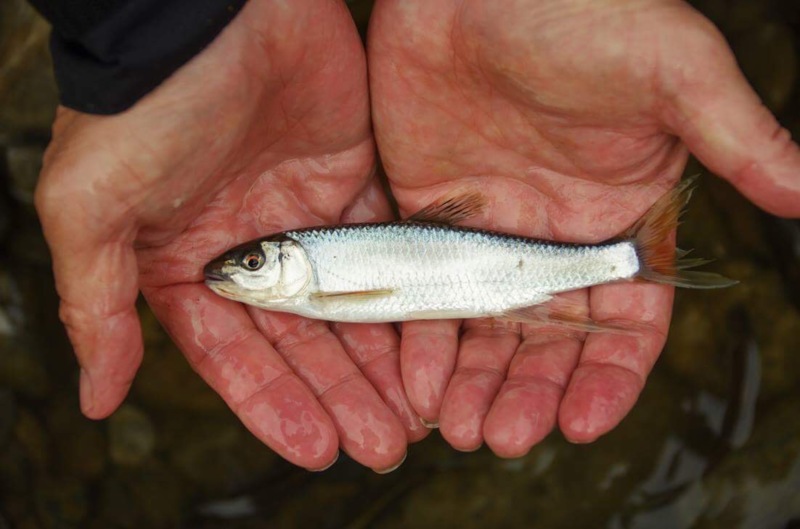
[623,176,737,289]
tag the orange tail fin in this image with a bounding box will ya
[623,176,737,289]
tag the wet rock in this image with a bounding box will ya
[108,404,156,467]
[629,395,800,529]
[128,465,184,529]
[0,201,8,245]
[0,333,50,399]
[95,464,183,529]
[0,388,15,448]
[689,0,767,35]
[0,262,51,397]
[732,21,797,113]
[5,143,44,206]
[35,478,88,529]
[165,415,278,496]
[59,425,108,481]
[6,211,50,266]
[1,490,39,529]
[0,263,23,328]
[761,217,800,311]
[0,0,57,139]
[668,259,800,400]
[344,373,694,529]
[775,0,800,25]
[0,410,49,524]
[91,477,142,529]
[662,171,800,400]
[0,153,10,242]
[722,0,771,34]
[46,399,107,479]
[14,407,49,474]
[0,441,32,495]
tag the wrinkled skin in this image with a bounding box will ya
[35,0,423,472]
[369,0,800,456]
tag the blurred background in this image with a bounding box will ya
[0,0,798,527]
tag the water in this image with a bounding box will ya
[1,0,798,527]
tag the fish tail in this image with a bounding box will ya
[623,175,737,289]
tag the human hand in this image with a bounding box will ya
[368,0,800,456]
[35,0,424,472]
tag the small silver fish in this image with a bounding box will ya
[204,177,735,331]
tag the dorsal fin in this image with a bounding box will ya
[406,192,486,225]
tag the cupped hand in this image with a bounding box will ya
[35,0,425,472]
[368,0,800,456]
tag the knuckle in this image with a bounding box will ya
[58,300,89,332]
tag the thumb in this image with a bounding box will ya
[659,17,800,217]
[35,184,143,419]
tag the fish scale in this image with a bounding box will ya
[284,223,640,322]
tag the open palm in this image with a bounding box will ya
[36,0,420,471]
[369,0,800,456]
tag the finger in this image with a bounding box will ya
[482,290,588,458]
[334,174,427,441]
[50,240,142,419]
[438,319,519,452]
[332,323,429,442]
[399,319,461,426]
[250,310,408,472]
[144,284,340,470]
[36,167,147,419]
[660,19,800,217]
[483,335,584,458]
[558,282,672,443]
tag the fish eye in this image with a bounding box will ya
[242,252,264,271]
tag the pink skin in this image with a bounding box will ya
[34,0,425,472]
[368,0,800,456]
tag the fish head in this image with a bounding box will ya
[204,237,312,306]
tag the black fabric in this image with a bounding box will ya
[28,0,130,40]
[29,0,247,114]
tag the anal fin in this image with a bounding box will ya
[497,297,641,335]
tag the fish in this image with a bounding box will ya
[204,177,736,332]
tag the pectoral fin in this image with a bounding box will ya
[407,191,486,225]
[311,289,395,301]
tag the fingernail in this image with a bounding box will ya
[566,437,595,445]
[309,451,339,472]
[79,368,95,416]
[454,443,483,453]
[374,451,407,474]
[420,417,439,429]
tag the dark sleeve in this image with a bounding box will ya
[28,0,247,115]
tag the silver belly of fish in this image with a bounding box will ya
[280,224,639,322]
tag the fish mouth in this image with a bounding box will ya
[203,261,228,283]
